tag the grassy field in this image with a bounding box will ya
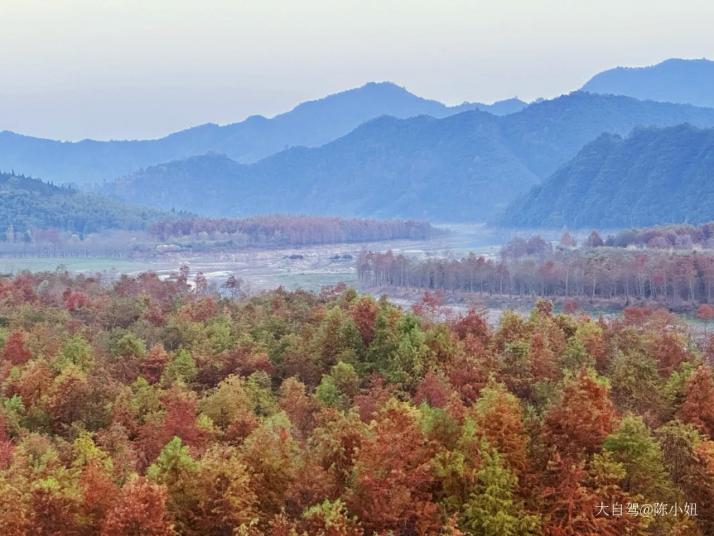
[0,257,151,274]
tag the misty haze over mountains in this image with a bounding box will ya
[581,58,714,108]
[500,124,714,228]
[105,92,714,222]
[0,82,526,186]
[3,57,714,228]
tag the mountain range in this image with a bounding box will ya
[0,82,526,186]
[3,58,714,228]
[499,124,714,228]
[105,92,714,221]
[581,58,714,108]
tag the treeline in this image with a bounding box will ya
[358,247,714,304]
[1,271,714,533]
[148,215,441,246]
[603,222,714,249]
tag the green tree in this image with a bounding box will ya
[147,436,199,532]
[603,415,675,501]
[55,335,94,372]
[162,349,197,385]
[461,443,541,535]
[315,361,360,410]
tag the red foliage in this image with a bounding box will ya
[353,375,395,422]
[101,477,173,536]
[540,453,639,536]
[413,371,452,409]
[231,349,274,378]
[347,402,440,534]
[224,408,259,444]
[412,290,445,319]
[177,297,218,322]
[46,369,92,432]
[679,366,714,439]
[544,370,617,458]
[28,483,81,535]
[350,297,379,345]
[0,442,13,470]
[648,331,688,376]
[445,352,492,405]
[279,377,318,439]
[452,309,489,344]
[563,298,578,314]
[530,331,557,381]
[62,289,91,310]
[81,462,119,532]
[140,344,169,384]
[0,412,13,468]
[138,391,207,465]
[2,330,32,365]
[699,303,714,322]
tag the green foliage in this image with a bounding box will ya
[502,124,714,227]
[147,436,198,485]
[608,350,665,417]
[311,306,363,369]
[110,332,147,359]
[0,171,161,236]
[162,349,197,385]
[603,415,676,501]
[382,313,431,389]
[315,361,360,410]
[0,271,712,534]
[55,335,94,372]
[200,374,252,429]
[461,443,541,535]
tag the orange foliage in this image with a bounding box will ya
[347,401,441,534]
[679,366,714,439]
[544,370,617,458]
[2,330,32,365]
[101,477,173,536]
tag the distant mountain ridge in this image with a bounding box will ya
[499,124,714,228]
[108,110,538,222]
[0,82,526,185]
[582,58,714,108]
[105,92,714,222]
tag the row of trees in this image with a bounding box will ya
[604,222,714,250]
[358,248,714,304]
[1,269,714,533]
[504,223,714,258]
[148,216,440,246]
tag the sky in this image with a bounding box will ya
[2,0,714,141]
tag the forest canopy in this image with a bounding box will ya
[0,270,712,534]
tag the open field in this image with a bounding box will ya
[0,225,560,291]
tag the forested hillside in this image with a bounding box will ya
[0,172,161,238]
[0,83,524,186]
[107,92,714,221]
[108,111,537,221]
[582,58,714,108]
[0,271,712,534]
[500,124,714,228]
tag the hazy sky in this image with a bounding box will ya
[2,0,714,141]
